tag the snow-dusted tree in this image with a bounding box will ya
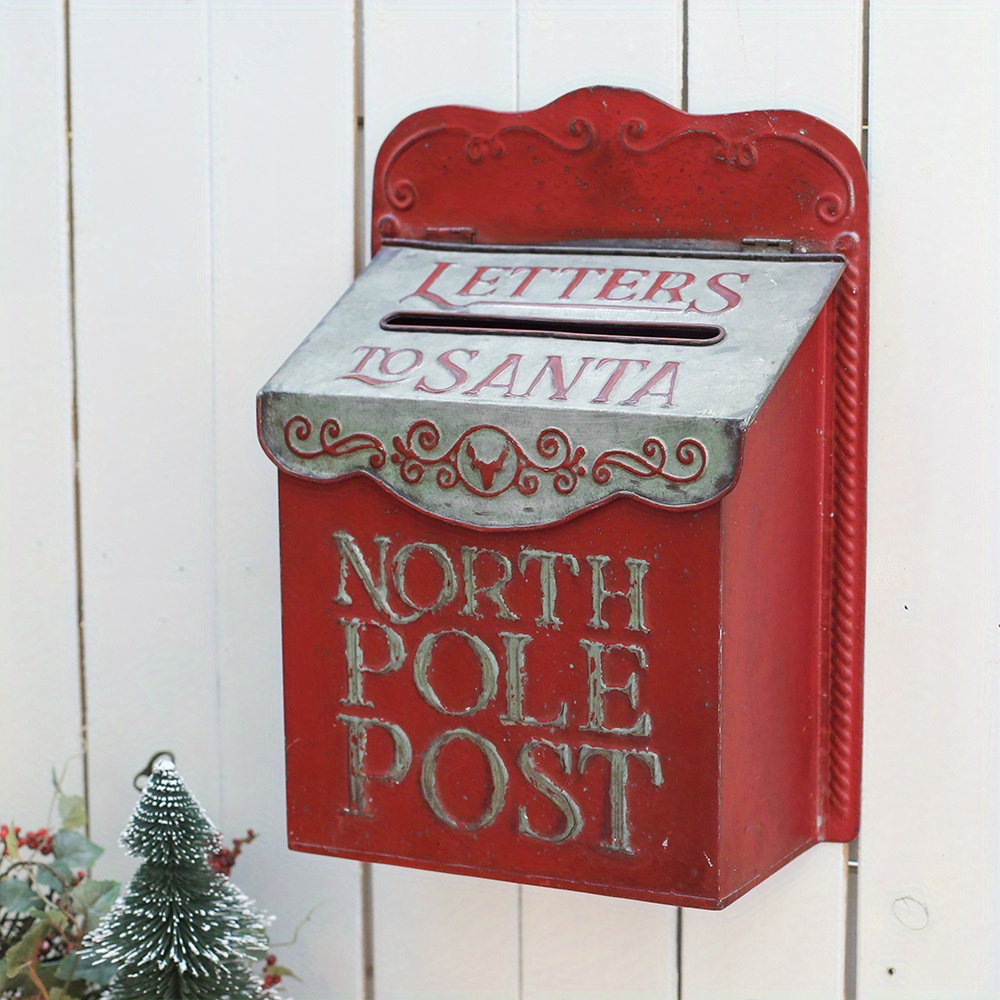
[84,759,271,1000]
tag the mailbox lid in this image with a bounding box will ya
[258,244,843,527]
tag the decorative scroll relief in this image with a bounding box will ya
[592,437,707,486]
[269,412,725,525]
[392,422,587,498]
[618,117,855,225]
[382,117,597,214]
[285,416,387,468]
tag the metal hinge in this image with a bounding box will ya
[742,237,796,252]
[425,226,476,244]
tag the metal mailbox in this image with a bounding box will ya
[257,87,868,908]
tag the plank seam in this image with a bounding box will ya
[63,0,89,834]
[204,0,224,820]
[681,0,689,112]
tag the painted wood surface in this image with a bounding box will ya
[4,1,1000,998]
[70,0,222,854]
[68,1,362,995]
[208,5,363,997]
[858,3,1000,997]
[0,0,82,819]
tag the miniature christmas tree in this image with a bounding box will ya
[84,759,271,999]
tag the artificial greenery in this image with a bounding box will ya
[0,780,118,999]
[81,760,271,1000]
[1,768,292,1000]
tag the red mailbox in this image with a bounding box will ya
[258,87,868,908]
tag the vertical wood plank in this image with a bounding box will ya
[858,3,1000,996]
[516,3,682,997]
[0,0,82,818]
[521,886,675,1000]
[687,0,863,135]
[70,0,220,877]
[683,2,864,996]
[372,868,520,1000]
[517,0,682,110]
[362,2,520,997]
[208,3,363,997]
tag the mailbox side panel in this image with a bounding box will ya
[716,309,831,903]
[275,473,728,905]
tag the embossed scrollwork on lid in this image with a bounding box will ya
[592,437,707,486]
[279,414,718,509]
[284,416,387,468]
[391,421,587,498]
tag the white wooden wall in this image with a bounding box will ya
[2,1,998,997]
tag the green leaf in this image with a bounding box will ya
[52,829,102,871]
[0,877,42,913]
[43,908,68,931]
[4,824,19,860]
[5,921,46,977]
[267,964,300,981]
[70,878,119,925]
[36,865,65,893]
[57,794,87,832]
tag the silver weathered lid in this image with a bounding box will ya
[258,243,843,527]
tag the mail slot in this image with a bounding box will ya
[257,87,868,908]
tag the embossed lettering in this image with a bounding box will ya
[333,532,417,625]
[462,354,523,397]
[338,618,406,708]
[579,639,651,737]
[558,266,606,299]
[393,542,458,617]
[499,633,568,729]
[340,346,423,386]
[591,358,650,404]
[518,740,583,843]
[689,271,749,314]
[596,268,650,302]
[508,265,559,297]
[420,729,508,830]
[456,265,509,297]
[415,348,479,393]
[621,361,679,407]
[337,714,412,816]
[405,260,455,307]
[641,270,695,306]
[578,745,663,853]
[514,355,596,402]
[587,555,650,632]
[518,549,580,628]
[414,630,499,716]
[459,546,517,620]
[403,258,748,314]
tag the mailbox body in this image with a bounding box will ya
[259,88,868,909]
